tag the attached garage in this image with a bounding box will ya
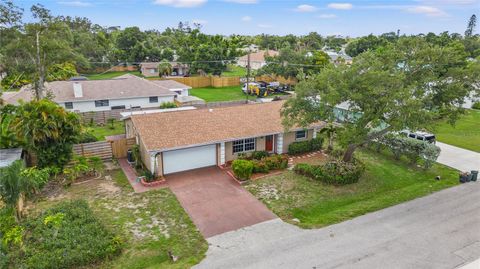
[162,144,217,174]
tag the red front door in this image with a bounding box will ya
[265,135,273,152]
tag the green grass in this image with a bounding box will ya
[431,109,480,152]
[29,169,207,269]
[221,65,247,77]
[246,150,459,229]
[84,71,143,80]
[190,85,254,102]
[88,121,125,141]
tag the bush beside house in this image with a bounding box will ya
[288,137,324,155]
[232,154,288,180]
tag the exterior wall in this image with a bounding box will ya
[139,138,151,172]
[224,136,267,162]
[237,60,264,70]
[282,129,314,153]
[125,119,135,138]
[61,96,174,113]
[141,67,159,77]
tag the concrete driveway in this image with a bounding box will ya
[436,142,480,172]
[196,182,480,269]
[166,166,276,238]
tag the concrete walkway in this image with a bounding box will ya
[196,182,480,269]
[436,142,480,172]
[117,158,167,193]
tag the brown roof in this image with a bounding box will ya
[131,101,323,151]
[238,50,279,63]
[150,80,192,90]
[3,75,184,104]
[141,62,188,69]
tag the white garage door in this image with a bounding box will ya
[163,144,216,174]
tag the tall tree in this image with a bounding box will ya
[465,14,477,37]
[282,37,476,162]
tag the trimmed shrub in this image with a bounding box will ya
[232,159,254,180]
[288,141,311,155]
[251,150,269,160]
[11,200,122,269]
[263,155,288,170]
[472,102,480,110]
[253,161,269,173]
[160,102,177,109]
[293,160,364,185]
[288,137,324,155]
[309,137,324,151]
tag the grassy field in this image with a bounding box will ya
[431,109,480,152]
[84,71,143,80]
[221,65,247,77]
[190,85,254,102]
[88,121,125,140]
[246,150,459,229]
[28,169,207,268]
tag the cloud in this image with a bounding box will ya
[224,0,257,3]
[294,4,317,12]
[57,1,92,7]
[317,14,337,19]
[406,5,448,17]
[327,3,353,10]
[241,16,252,22]
[258,23,273,28]
[153,0,207,8]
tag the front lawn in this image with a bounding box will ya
[190,85,254,102]
[431,109,480,152]
[246,150,459,229]
[27,169,207,268]
[88,120,125,141]
[84,71,143,80]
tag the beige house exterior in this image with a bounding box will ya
[140,62,189,77]
[237,50,279,70]
[124,101,324,177]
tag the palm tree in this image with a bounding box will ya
[319,123,339,152]
[158,60,172,77]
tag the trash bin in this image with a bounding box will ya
[127,149,134,163]
[466,172,473,182]
[472,170,479,182]
[459,172,469,183]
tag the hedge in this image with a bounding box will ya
[294,160,365,185]
[288,137,324,155]
[232,159,254,180]
[234,155,288,177]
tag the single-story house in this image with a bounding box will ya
[324,51,353,65]
[237,50,279,70]
[140,62,189,77]
[3,74,190,113]
[124,101,325,176]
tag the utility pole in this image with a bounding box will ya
[246,52,251,103]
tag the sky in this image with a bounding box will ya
[16,0,480,37]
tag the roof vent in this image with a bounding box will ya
[73,83,83,98]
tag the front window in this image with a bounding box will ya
[295,130,307,140]
[149,96,158,103]
[94,100,109,107]
[232,138,256,154]
[65,102,73,109]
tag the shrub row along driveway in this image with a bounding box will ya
[166,166,276,238]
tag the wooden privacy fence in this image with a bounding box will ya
[110,137,136,159]
[151,76,240,88]
[72,137,136,161]
[79,107,160,124]
[73,141,113,161]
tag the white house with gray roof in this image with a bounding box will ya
[3,74,191,112]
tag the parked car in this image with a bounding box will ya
[400,130,436,144]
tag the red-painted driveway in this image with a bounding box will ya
[166,166,276,238]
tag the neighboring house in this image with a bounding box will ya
[324,50,353,65]
[124,101,325,176]
[241,44,260,53]
[140,62,189,77]
[237,50,279,70]
[3,74,189,113]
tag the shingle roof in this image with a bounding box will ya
[150,80,192,90]
[238,50,279,63]
[3,75,186,104]
[130,101,323,151]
